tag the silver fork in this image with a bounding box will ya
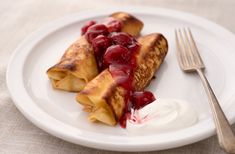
[175,28,235,153]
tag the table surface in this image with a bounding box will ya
[1,0,235,153]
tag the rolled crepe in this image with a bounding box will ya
[47,36,97,92]
[47,12,143,92]
[76,33,168,125]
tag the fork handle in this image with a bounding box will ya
[196,68,235,153]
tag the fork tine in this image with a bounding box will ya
[182,28,196,65]
[187,28,205,67]
[175,28,205,72]
[175,29,184,68]
[175,29,189,67]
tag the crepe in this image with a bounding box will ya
[47,36,97,92]
[47,12,144,92]
[76,33,168,125]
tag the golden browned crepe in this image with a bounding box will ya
[134,33,168,90]
[76,33,168,126]
[47,12,144,92]
[47,36,97,92]
[76,70,117,125]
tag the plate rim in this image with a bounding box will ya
[6,6,235,151]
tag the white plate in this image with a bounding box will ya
[6,7,235,151]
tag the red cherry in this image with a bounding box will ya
[81,20,96,35]
[128,42,141,67]
[128,41,140,52]
[110,32,133,46]
[85,24,109,43]
[104,18,122,32]
[92,35,111,55]
[131,91,156,110]
[109,64,132,77]
[103,45,131,68]
[109,64,132,85]
[92,35,111,70]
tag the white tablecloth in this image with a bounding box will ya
[1,0,235,153]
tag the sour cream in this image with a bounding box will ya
[126,99,198,133]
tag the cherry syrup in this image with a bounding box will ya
[81,19,156,128]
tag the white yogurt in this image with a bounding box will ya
[126,99,198,133]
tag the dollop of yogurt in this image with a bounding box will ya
[126,99,198,133]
